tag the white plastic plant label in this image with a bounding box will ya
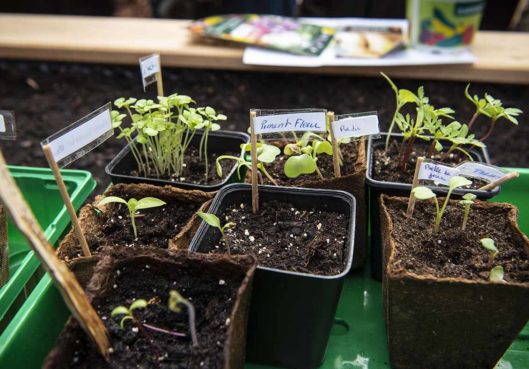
[139,54,161,90]
[0,110,17,140]
[456,162,505,182]
[41,103,113,167]
[418,160,459,185]
[332,113,379,139]
[252,110,327,134]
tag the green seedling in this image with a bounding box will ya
[169,290,198,347]
[111,299,186,339]
[412,176,472,233]
[216,143,280,185]
[98,196,166,240]
[489,265,505,283]
[464,85,523,141]
[480,237,499,267]
[460,193,477,231]
[284,132,333,179]
[196,211,235,253]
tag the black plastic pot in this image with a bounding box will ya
[367,133,500,280]
[105,130,249,191]
[189,183,356,369]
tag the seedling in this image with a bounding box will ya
[98,196,166,240]
[480,237,499,266]
[216,143,280,185]
[489,265,505,282]
[196,211,235,253]
[283,132,333,179]
[111,298,185,339]
[169,290,198,347]
[412,176,472,233]
[459,193,477,231]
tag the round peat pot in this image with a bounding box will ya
[105,130,249,191]
[367,132,499,280]
[189,183,356,369]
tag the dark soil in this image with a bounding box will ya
[96,187,198,249]
[60,259,242,369]
[385,198,529,282]
[205,200,349,275]
[0,61,527,196]
[261,142,360,185]
[128,147,239,185]
[373,139,488,189]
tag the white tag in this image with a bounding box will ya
[41,104,113,167]
[140,54,160,79]
[456,162,504,182]
[419,161,459,186]
[0,115,5,133]
[0,110,17,140]
[253,112,327,134]
[332,115,379,139]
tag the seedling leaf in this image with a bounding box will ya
[135,197,167,210]
[449,176,472,190]
[111,306,130,317]
[98,196,128,207]
[284,154,317,178]
[489,266,504,282]
[412,186,436,200]
[196,211,221,229]
[480,238,498,255]
[130,299,148,311]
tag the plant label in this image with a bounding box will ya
[456,162,504,183]
[41,103,113,167]
[253,111,327,134]
[139,54,161,90]
[331,114,379,139]
[0,110,17,140]
[419,161,458,185]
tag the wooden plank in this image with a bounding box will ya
[0,14,528,84]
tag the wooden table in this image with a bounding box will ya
[1,14,528,84]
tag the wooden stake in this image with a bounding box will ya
[328,111,341,178]
[155,70,164,97]
[406,156,425,217]
[0,204,8,287]
[249,110,259,214]
[0,150,110,359]
[479,171,519,191]
[42,144,91,257]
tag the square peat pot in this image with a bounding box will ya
[189,184,356,369]
[105,130,249,192]
[367,132,499,280]
[43,248,257,369]
[380,195,529,369]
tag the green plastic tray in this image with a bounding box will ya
[0,166,95,335]
[0,169,527,369]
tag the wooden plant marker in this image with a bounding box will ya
[249,110,259,214]
[327,111,341,178]
[479,171,519,191]
[139,53,163,96]
[0,150,110,359]
[406,156,425,217]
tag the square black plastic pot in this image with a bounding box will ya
[189,183,356,369]
[105,130,249,191]
[367,132,500,280]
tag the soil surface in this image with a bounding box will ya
[261,142,360,186]
[373,139,488,189]
[59,260,242,369]
[205,200,349,275]
[96,187,198,249]
[127,147,239,185]
[0,61,527,196]
[386,198,529,282]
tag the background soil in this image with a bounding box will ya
[0,60,528,195]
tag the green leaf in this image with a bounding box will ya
[284,154,317,178]
[111,306,130,317]
[130,299,148,311]
[480,238,498,255]
[283,143,299,156]
[412,186,436,200]
[313,140,333,155]
[489,265,504,282]
[98,196,128,207]
[143,127,158,136]
[449,176,472,190]
[120,316,133,329]
[463,193,477,201]
[135,197,166,210]
[196,211,221,230]
[398,89,417,104]
[257,144,280,163]
[435,141,443,152]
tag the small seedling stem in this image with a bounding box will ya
[249,110,259,214]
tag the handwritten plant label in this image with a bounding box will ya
[139,54,161,90]
[456,162,505,182]
[0,110,17,140]
[253,111,327,134]
[332,114,379,139]
[41,103,113,167]
[418,160,459,185]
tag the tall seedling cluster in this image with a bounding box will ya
[111,95,227,181]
